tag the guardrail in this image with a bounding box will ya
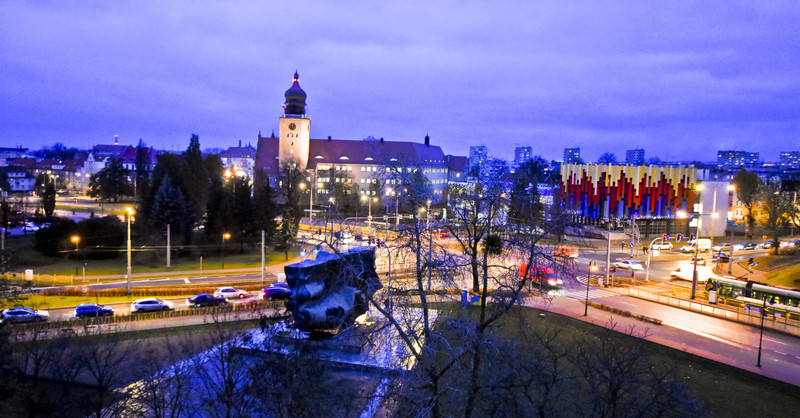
[628,288,800,336]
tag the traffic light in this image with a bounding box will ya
[690,233,696,240]
[748,257,755,266]
[662,233,670,242]
[677,233,683,242]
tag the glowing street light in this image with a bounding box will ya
[222,232,231,269]
[71,235,80,276]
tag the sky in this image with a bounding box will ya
[2,1,799,163]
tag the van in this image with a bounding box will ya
[518,264,564,288]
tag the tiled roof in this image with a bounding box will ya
[306,138,446,169]
[446,155,468,172]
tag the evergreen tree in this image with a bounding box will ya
[41,181,56,218]
[253,170,279,244]
[134,139,151,203]
[150,175,194,245]
[181,134,210,221]
[88,158,132,202]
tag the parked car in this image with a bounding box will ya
[130,298,175,313]
[762,240,776,249]
[651,241,673,250]
[1,306,49,324]
[613,259,644,271]
[262,282,292,300]
[187,293,228,307]
[213,287,249,299]
[74,303,114,318]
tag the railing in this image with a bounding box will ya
[628,288,800,336]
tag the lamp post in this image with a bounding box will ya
[299,181,307,224]
[757,295,775,367]
[125,207,133,295]
[584,260,598,316]
[645,237,661,282]
[71,235,80,276]
[221,232,231,269]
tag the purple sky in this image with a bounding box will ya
[2,1,798,162]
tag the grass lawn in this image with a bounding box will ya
[428,303,800,417]
[766,262,800,288]
[5,234,298,277]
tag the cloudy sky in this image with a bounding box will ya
[2,1,798,162]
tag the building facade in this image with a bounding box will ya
[780,151,800,170]
[513,146,532,170]
[625,149,645,166]
[255,73,450,204]
[717,150,759,170]
[563,147,581,164]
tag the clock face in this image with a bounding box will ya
[288,123,297,131]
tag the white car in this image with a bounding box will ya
[711,243,731,252]
[130,298,175,313]
[213,287,249,299]
[613,260,644,271]
[651,241,673,250]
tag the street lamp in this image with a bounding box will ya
[727,184,736,275]
[584,260,598,316]
[757,295,776,367]
[71,235,80,276]
[221,232,231,269]
[125,207,134,295]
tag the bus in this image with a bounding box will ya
[554,246,579,258]
[518,264,564,289]
[705,277,800,308]
[705,277,800,321]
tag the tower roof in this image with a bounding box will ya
[284,71,307,115]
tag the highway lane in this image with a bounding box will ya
[44,292,274,321]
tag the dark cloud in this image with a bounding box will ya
[1,1,798,162]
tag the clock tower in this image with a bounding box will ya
[279,71,310,170]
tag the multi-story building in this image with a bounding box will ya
[468,145,488,175]
[780,151,800,170]
[625,149,645,166]
[717,150,759,170]
[513,146,532,170]
[563,147,581,164]
[255,72,449,204]
[220,141,257,180]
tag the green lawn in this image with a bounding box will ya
[4,233,297,277]
[766,262,800,288]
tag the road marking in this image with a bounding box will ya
[662,321,747,349]
[764,337,787,345]
[774,351,787,356]
[152,278,171,282]
[617,301,635,306]
[184,278,190,284]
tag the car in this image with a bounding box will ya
[22,224,40,232]
[74,303,114,318]
[762,240,776,249]
[130,298,175,313]
[554,246,579,258]
[712,243,731,252]
[613,260,644,271]
[518,264,563,289]
[740,242,758,250]
[187,293,228,307]
[680,245,696,253]
[711,252,730,262]
[262,282,292,300]
[1,306,49,324]
[213,287,249,299]
[651,241,673,250]
[690,256,708,266]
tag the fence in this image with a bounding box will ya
[628,287,800,336]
